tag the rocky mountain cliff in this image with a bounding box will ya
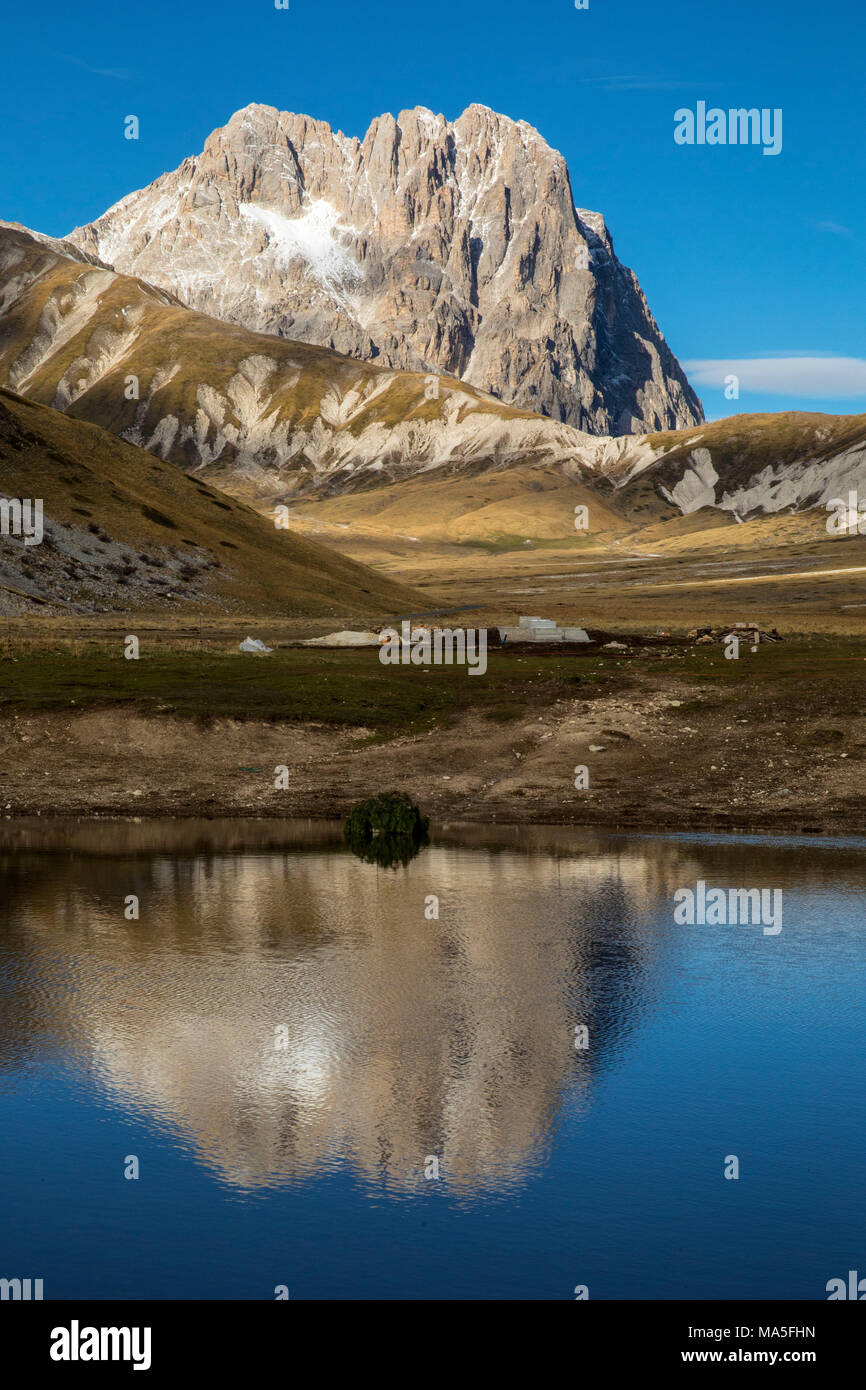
[68,103,703,436]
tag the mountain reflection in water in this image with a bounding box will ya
[1,819,865,1301]
[0,819,694,1193]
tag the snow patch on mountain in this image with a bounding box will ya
[238,201,363,299]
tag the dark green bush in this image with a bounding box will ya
[344,792,429,869]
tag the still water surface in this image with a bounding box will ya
[0,819,864,1299]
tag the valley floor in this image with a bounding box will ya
[3,640,864,835]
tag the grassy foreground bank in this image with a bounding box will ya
[0,636,864,732]
[1,635,864,835]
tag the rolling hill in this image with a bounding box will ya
[0,222,601,512]
[0,386,424,617]
[2,222,865,561]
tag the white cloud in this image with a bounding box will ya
[816,220,853,237]
[683,356,866,399]
[61,54,132,80]
[581,75,721,92]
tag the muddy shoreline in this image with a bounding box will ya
[3,680,863,838]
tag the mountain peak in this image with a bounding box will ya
[67,103,702,434]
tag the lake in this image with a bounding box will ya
[0,819,864,1300]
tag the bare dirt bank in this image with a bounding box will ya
[2,682,863,836]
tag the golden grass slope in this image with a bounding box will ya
[291,462,629,546]
[0,223,596,509]
[0,387,425,618]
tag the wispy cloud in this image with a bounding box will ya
[816,220,854,238]
[582,75,720,92]
[60,54,132,80]
[683,356,866,399]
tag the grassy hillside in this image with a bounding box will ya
[0,387,425,618]
[644,411,866,485]
[0,223,583,510]
[291,461,630,547]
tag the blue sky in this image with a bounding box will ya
[2,0,863,422]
